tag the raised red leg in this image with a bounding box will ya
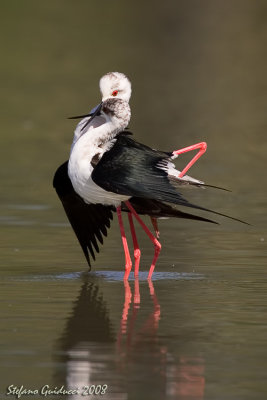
[173,142,207,178]
[124,201,161,280]
[116,206,132,280]
[128,212,141,277]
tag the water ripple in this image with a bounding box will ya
[4,270,204,282]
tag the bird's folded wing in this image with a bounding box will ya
[53,161,114,267]
[92,133,200,209]
[92,133,248,224]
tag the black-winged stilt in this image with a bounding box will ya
[53,72,246,280]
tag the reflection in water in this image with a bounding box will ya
[117,279,160,353]
[55,275,205,399]
[54,275,118,398]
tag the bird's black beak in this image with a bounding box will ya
[68,113,92,120]
[68,101,103,131]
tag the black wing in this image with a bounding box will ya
[92,133,248,224]
[53,161,114,268]
[92,133,189,203]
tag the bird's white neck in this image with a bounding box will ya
[68,97,131,205]
[68,114,127,188]
[71,118,122,151]
[71,99,130,150]
[68,117,130,206]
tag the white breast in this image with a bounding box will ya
[68,126,130,206]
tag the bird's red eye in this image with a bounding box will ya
[112,90,118,96]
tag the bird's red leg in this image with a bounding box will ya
[116,206,132,280]
[124,201,161,280]
[127,212,141,277]
[173,142,207,178]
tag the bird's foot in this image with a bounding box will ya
[134,248,141,278]
[124,259,132,280]
[147,240,161,280]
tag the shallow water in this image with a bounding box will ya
[1,1,267,399]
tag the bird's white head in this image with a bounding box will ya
[99,72,132,103]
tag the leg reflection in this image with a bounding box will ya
[116,278,205,400]
[117,278,160,351]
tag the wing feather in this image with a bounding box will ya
[53,161,114,267]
